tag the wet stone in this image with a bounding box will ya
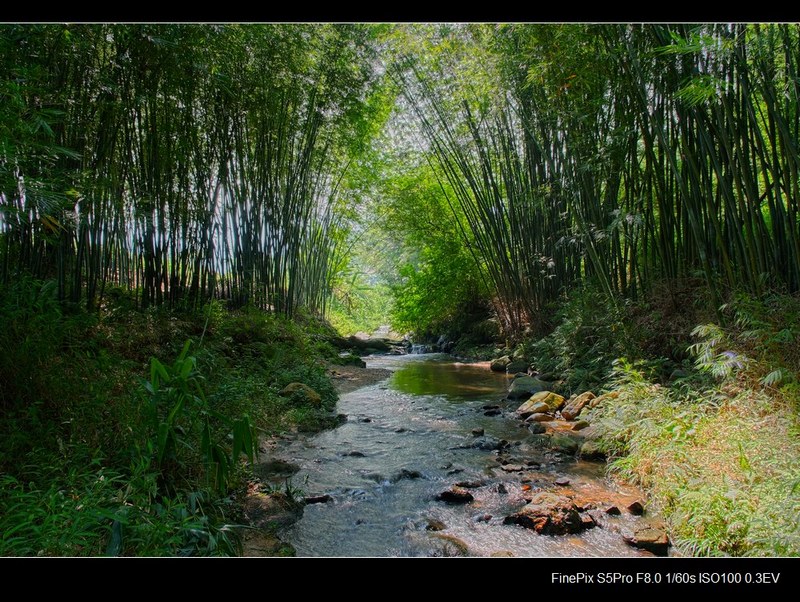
[623,522,670,556]
[304,494,332,504]
[528,422,546,434]
[437,486,474,504]
[455,480,485,489]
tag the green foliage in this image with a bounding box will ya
[585,293,800,556]
[0,456,122,556]
[0,276,342,555]
[391,241,485,337]
[0,24,385,316]
[141,341,257,495]
[328,274,393,336]
[523,287,635,394]
[689,324,749,381]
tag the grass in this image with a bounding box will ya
[520,285,800,556]
[0,279,345,556]
[584,342,800,555]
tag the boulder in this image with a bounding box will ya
[581,514,597,529]
[395,469,423,481]
[605,505,622,515]
[507,376,547,400]
[626,500,645,515]
[490,355,512,372]
[471,428,485,437]
[561,391,596,420]
[506,360,529,374]
[503,492,586,535]
[550,433,581,454]
[525,413,551,423]
[468,436,503,451]
[579,441,605,460]
[429,533,469,556]
[524,390,566,412]
[278,382,322,407]
[437,486,474,504]
[554,477,571,486]
[570,420,590,431]
[516,398,552,418]
[528,422,546,435]
[484,409,502,417]
[426,518,446,531]
[622,522,670,556]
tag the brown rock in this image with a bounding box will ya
[626,500,645,515]
[517,400,551,418]
[605,505,622,516]
[522,391,566,412]
[570,420,590,431]
[437,486,474,504]
[561,391,596,420]
[525,412,552,423]
[455,480,485,489]
[503,492,586,535]
[623,522,670,556]
[426,518,446,531]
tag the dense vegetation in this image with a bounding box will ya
[2,23,800,556]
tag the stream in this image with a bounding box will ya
[269,353,654,557]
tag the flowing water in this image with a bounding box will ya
[272,354,652,557]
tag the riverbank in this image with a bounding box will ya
[241,361,393,557]
[480,289,800,556]
[329,364,393,395]
[0,284,354,556]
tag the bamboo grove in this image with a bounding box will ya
[396,24,800,334]
[0,24,379,315]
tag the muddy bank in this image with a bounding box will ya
[328,363,392,395]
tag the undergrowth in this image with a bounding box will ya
[581,291,800,556]
[0,278,343,556]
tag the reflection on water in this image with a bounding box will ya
[389,356,510,398]
[274,353,651,557]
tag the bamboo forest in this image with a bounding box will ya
[1,23,799,560]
